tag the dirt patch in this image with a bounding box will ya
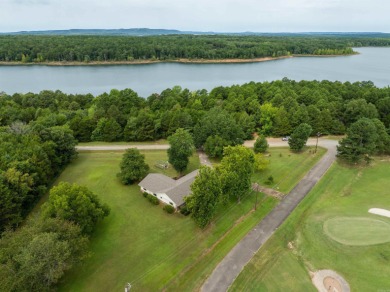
[323,276,342,292]
[252,183,284,199]
[312,270,350,292]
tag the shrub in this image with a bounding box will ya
[163,205,175,214]
[265,175,274,185]
[180,205,191,216]
[147,194,159,205]
[143,192,148,198]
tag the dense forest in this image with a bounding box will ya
[2,35,390,63]
[1,79,390,232]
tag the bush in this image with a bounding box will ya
[163,205,175,214]
[143,192,148,198]
[180,205,191,216]
[147,194,159,205]
[265,175,274,185]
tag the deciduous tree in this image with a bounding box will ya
[42,182,110,234]
[167,128,195,174]
[185,166,221,228]
[218,145,255,203]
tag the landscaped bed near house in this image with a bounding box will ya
[32,147,325,291]
[230,159,390,291]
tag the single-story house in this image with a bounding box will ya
[138,170,199,209]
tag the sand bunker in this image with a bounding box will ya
[369,208,390,218]
[312,270,350,292]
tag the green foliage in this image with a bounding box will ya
[163,204,175,214]
[167,128,195,174]
[193,108,245,148]
[259,103,278,135]
[337,118,380,164]
[123,111,156,141]
[179,205,191,216]
[147,194,160,205]
[265,175,274,185]
[4,35,386,64]
[254,136,269,153]
[0,217,88,292]
[0,125,77,231]
[218,145,255,203]
[117,148,149,185]
[42,182,110,234]
[288,123,313,151]
[185,166,221,228]
[91,118,122,142]
[254,153,270,171]
[204,135,229,158]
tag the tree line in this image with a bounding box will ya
[1,34,390,63]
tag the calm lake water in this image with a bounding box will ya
[0,47,389,97]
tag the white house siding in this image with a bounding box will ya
[140,187,177,208]
[156,193,177,208]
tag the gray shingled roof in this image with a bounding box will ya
[138,170,199,206]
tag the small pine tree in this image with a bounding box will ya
[254,136,269,153]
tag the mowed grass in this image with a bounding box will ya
[230,159,390,291]
[35,146,325,291]
[50,150,277,292]
[77,139,168,146]
[252,147,326,193]
[323,217,390,246]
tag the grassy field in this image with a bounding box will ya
[252,147,326,193]
[230,158,390,291]
[77,139,168,146]
[32,146,325,291]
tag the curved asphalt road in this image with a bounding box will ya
[77,138,338,291]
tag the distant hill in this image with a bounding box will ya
[1,28,202,36]
[2,28,389,38]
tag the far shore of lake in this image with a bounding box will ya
[0,53,357,66]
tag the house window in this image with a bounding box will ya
[169,202,173,205]
[153,193,157,197]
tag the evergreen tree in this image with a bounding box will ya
[117,148,150,184]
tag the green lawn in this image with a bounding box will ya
[77,139,168,146]
[252,147,326,193]
[230,159,390,291]
[32,146,325,291]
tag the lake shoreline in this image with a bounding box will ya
[0,54,356,66]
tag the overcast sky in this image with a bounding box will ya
[0,0,388,33]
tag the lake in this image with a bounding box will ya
[0,47,389,97]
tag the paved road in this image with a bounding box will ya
[76,137,330,151]
[201,139,338,292]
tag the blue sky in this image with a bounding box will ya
[0,0,388,33]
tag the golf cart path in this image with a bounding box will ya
[202,139,338,292]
